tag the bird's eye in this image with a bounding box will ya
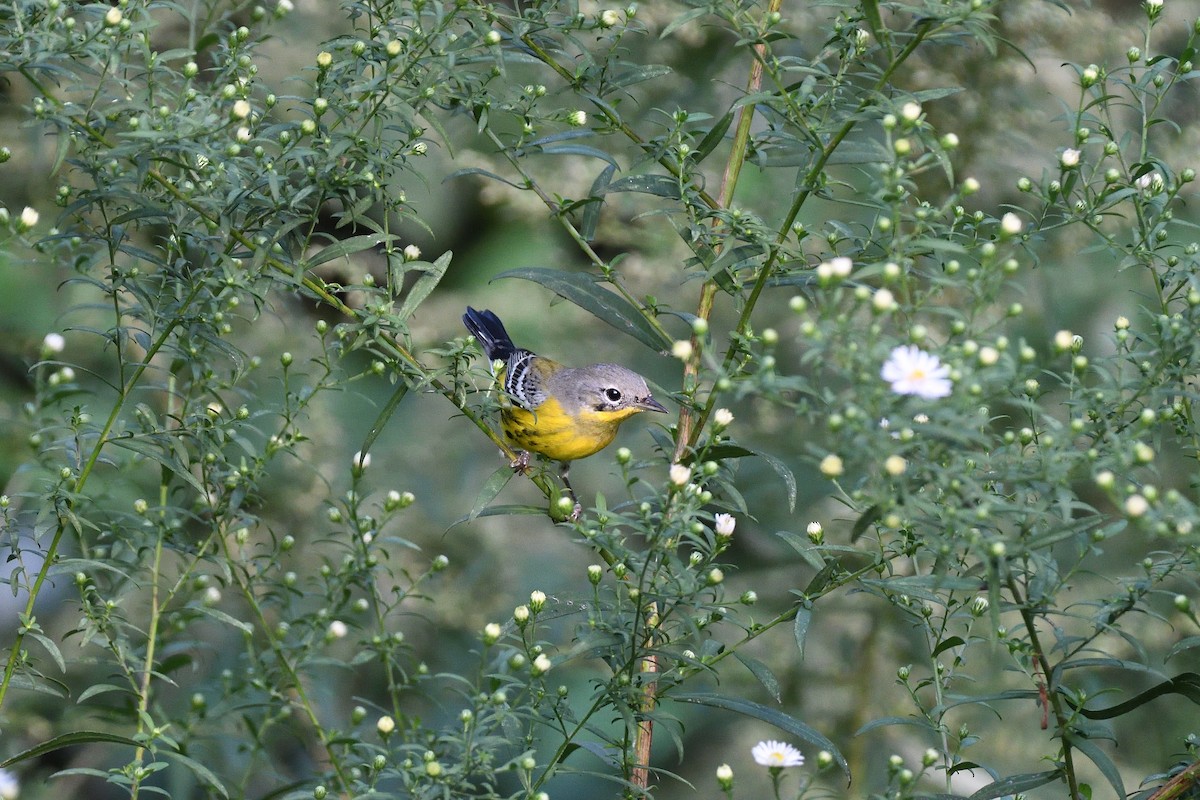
[604,387,623,403]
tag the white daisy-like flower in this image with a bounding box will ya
[0,767,18,800]
[881,345,952,399]
[752,740,805,768]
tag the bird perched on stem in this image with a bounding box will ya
[463,306,667,509]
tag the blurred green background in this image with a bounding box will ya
[2,1,1199,797]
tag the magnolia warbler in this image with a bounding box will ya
[462,307,667,477]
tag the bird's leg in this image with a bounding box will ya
[560,461,582,521]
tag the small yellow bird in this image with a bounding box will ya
[463,306,668,470]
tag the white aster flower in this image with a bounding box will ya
[1000,212,1023,235]
[0,767,18,800]
[714,513,736,537]
[669,463,691,487]
[42,332,65,354]
[752,740,805,768]
[1060,148,1081,168]
[352,450,371,470]
[881,345,952,399]
[713,408,734,428]
[819,454,843,477]
[18,206,39,230]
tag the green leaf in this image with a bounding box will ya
[581,164,617,242]
[299,233,397,271]
[850,504,882,542]
[966,769,1064,800]
[853,715,936,736]
[611,64,673,88]
[793,604,812,660]
[530,143,620,168]
[734,652,781,702]
[604,174,682,199]
[673,693,848,780]
[1065,732,1124,799]
[493,267,671,351]
[697,444,796,511]
[77,683,131,704]
[357,381,411,463]
[693,111,735,163]
[469,467,515,521]
[1168,636,1200,662]
[194,605,254,635]
[1072,672,1200,719]
[2,731,142,769]
[444,166,525,189]
[447,503,548,530]
[776,530,825,571]
[29,632,66,672]
[932,636,966,658]
[860,0,890,57]
[164,750,230,798]
[660,7,709,38]
[398,250,454,321]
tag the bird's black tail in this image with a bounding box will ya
[462,307,518,361]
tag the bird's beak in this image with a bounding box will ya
[638,396,669,413]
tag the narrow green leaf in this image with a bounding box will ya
[673,693,848,780]
[611,64,673,88]
[853,715,936,737]
[398,250,454,321]
[734,652,782,702]
[29,632,66,672]
[444,166,525,189]
[493,267,670,351]
[1168,636,1200,662]
[660,6,709,38]
[77,683,131,704]
[300,233,396,270]
[469,467,515,521]
[2,731,142,768]
[1073,672,1200,719]
[581,164,617,242]
[164,750,230,798]
[966,769,1064,800]
[860,0,889,57]
[195,605,254,635]
[447,504,549,529]
[693,111,735,163]
[850,505,882,542]
[532,144,620,168]
[605,174,682,199]
[776,531,825,571]
[932,636,966,658]
[357,381,411,464]
[1065,733,1125,799]
[700,444,796,511]
[793,604,812,660]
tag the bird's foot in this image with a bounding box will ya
[571,502,582,522]
[509,450,532,475]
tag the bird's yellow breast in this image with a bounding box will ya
[502,397,639,462]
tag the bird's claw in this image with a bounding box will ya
[570,502,582,522]
[509,450,531,475]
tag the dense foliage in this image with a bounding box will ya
[2,0,1199,798]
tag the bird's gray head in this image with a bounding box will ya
[551,363,668,415]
